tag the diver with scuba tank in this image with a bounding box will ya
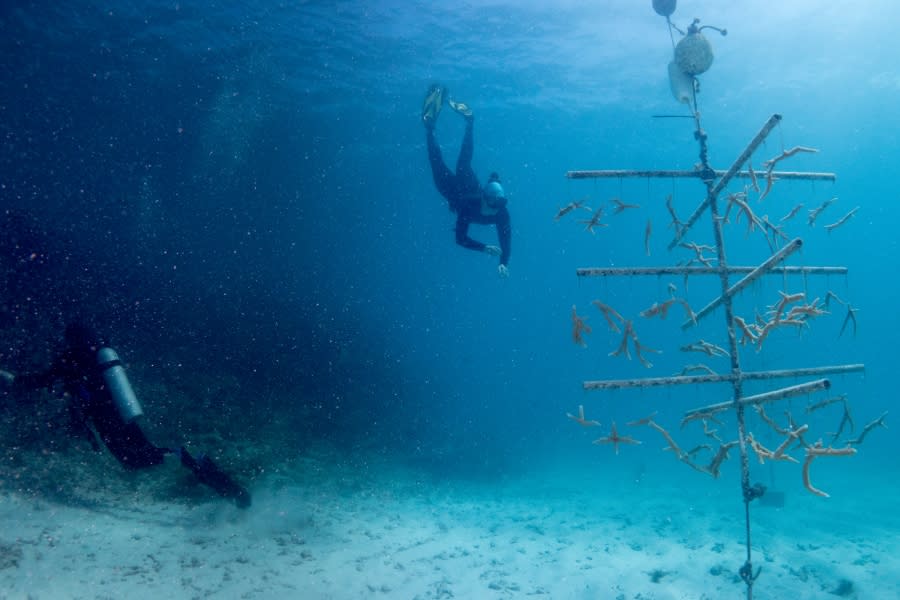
[0,322,251,509]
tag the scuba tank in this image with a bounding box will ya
[96,347,144,423]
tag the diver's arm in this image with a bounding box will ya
[10,369,58,391]
[455,216,487,253]
[2,368,58,405]
[8,356,67,391]
[496,207,511,266]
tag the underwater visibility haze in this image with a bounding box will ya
[1,1,899,598]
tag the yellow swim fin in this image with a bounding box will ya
[422,84,445,127]
[448,98,472,118]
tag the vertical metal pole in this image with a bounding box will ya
[699,112,757,599]
[709,187,756,599]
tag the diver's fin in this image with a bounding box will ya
[180,447,252,509]
[448,98,473,118]
[422,84,445,128]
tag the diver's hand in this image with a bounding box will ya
[0,369,15,386]
[484,245,501,257]
[498,264,509,278]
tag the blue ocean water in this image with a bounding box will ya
[1,1,898,597]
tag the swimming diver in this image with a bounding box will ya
[0,322,251,509]
[422,84,511,278]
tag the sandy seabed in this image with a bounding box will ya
[0,453,896,600]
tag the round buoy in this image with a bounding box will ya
[674,31,714,75]
[652,0,677,17]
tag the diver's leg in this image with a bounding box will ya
[179,447,252,508]
[427,129,455,199]
[455,119,479,189]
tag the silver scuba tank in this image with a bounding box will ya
[96,347,144,423]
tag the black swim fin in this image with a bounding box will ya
[180,447,252,509]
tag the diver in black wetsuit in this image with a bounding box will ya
[0,322,251,509]
[422,84,511,278]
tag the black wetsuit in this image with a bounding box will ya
[426,120,511,266]
[12,324,251,508]
[15,343,168,470]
